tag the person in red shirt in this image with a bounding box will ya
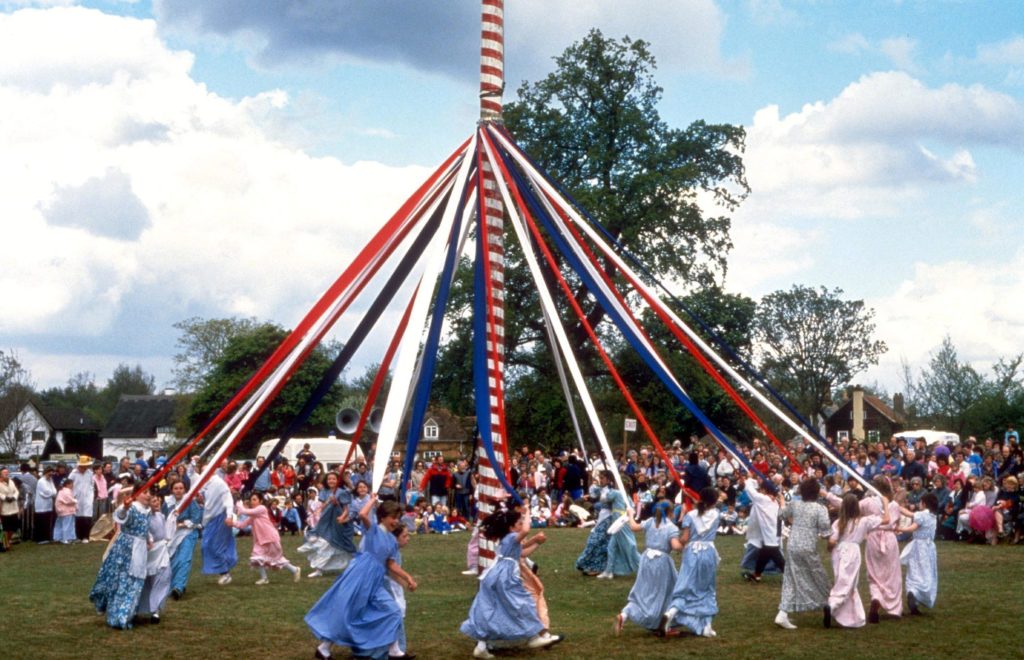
[419,457,453,506]
[271,459,297,492]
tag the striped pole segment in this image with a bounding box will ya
[475,0,507,569]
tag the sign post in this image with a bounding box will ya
[623,417,637,459]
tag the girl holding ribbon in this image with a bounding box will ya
[615,500,681,634]
[896,492,939,615]
[660,486,722,638]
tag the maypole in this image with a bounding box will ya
[474,0,509,569]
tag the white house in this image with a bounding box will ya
[101,394,181,459]
[1,401,101,459]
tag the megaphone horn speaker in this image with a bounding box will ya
[367,408,384,434]
[335,408,359,435]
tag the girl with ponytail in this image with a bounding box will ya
[616,499,682,634]
[661,486,722,638]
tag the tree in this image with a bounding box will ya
[754,285,887,422]
[171,316,259,392]
[99,363,156,419]
[902,336,1022,437]
[187,322,345,455]
[437,31,749,436]
[0,351,36,457]
[39,371,102,421]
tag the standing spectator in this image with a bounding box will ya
[453,460,474,520]
[420,457,453,507]
[683,451,710,493]
[53,479,78,544]
[68,456,96,543]
[17,464,37,541]
[33,466,57,543]
[271,458,296,492]
[93,464,110,518]
[407,461,427,505]
[563,456,586,501]
[902,449,928,484]
[0,468,21,548]
[252,456,271,493]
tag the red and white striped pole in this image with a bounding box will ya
[474,0,509,569]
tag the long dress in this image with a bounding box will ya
[900,511,938,609]
[305,520,402,660]
[200,474,237,575]
[622,517,679,630]
[779,499,832,613]
[137,510,172,616]
[668,508,721,635]
[828,514,883,628]
[298,487,356,573]
[236,503,292,568]
[575,487,613,573]
[604,490,640,575]
[861,498,903,616]
[89,503,150,629]
[166,497,202,595]
[460,532,545,642]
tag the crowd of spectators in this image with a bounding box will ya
[3,426,1021,551]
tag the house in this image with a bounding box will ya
[101,394,181,459]
[1,400,102,459]
[384,407,472,463]
[825,387,906,444]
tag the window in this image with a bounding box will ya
[31,430,45,442]
[422,450,442,460]
[867,430,880,442]
[423,420,439,440]
[837,430,850,441]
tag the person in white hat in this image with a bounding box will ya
[68,455,96,542]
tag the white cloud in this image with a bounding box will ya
[879,36,920,73]
[725,215,817,296]
[0,6,430,346]
[829,32,870,55]
[976,35,1024,66]
[864,252,1024,389]
[742,72,1023,219]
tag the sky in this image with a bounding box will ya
[1,0,1022,400]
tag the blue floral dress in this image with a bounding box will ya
[89,503,150,629]
[604,490,640,575]
[460,532,545,642]
[305,519,402,660]
[668,508,720,634]
[166,497,202,594]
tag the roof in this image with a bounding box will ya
[32,401,101,431]
[102,395,179,439]
[826,394,906,425]
[401,406,470,444]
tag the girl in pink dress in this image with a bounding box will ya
[827,492,892,628]
[232,493,301,584]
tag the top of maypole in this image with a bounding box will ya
[479,0,504,122]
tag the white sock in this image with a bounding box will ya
[285,563,298,574]
[317,641,332,656]
[475,641,489,652]
[258,567,268,580]
[389,640,402,655]
[664,607,678,621]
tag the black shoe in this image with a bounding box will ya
[658,613,672,637]
[908,593,921,615]
[151,614,160,625]
[869,599,880,624]
[171,588,182,601]
[741,571,761,583]
[823,605,832,629]
[389,654,416,659]
[313,650,332,660]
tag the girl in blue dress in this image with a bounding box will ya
[616,501,681,633]
[306,495,417,660]
[165,480,202,600]
[89,487,151,629]
[299,472,356,578]
[576,471,639,578]
[897,492,939,614]
[661,487,721,638]
[461,507,563,659]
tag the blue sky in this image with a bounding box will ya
[1,0,1022,399]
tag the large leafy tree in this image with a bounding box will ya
[435,31,749,445]
[754,285,887,422]
[187,323,345,455]
[171,316,259,393]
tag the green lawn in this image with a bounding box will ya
[0,529,1020,659]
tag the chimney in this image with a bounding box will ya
[893,392,905,416]
[852,386,865,442]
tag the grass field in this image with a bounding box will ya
[1,528,1021,659]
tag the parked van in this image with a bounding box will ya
[256,437,364,470]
